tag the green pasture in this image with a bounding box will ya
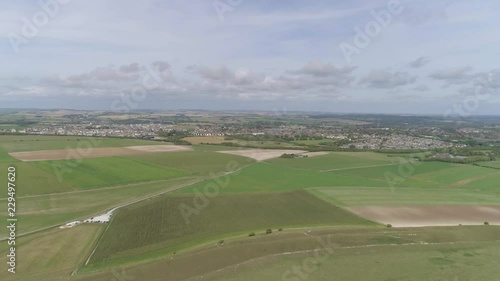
[267,151,396,171]
[127,147,253,176]
[310,186,500,206]
[0,177,196,237]
[0,135,164,152]
[0,162,74,196]
[73,226,500,281]
[476,161,500,169]
[34,157,189,190]
[0,225,104,281]
[87,190,372,267]
[176,162,387,194]
[210,232,500,281]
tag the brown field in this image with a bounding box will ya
[348,205,500,227]
[9,145,192,161]
[217,149,307,161]
[182,136,226,144]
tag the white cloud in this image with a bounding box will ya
[360,70,417,89]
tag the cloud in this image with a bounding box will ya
[191,65,234,82]
[119,63,140,73]
[409,56,431,68]
[413,84,430,91]
[152,61,170,73]
[360,70,417,89]
[64,64,142,83]
[5,61,360,104]
[289,61,357,77]
[475,69,500,90]
[429,66,474,85]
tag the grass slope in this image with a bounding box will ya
[127,147,254,176]
[73,226,500,281]
[0,162,74,196]
[267,151,396,171]
[0,135,164,152]
[310,186,500,206]
[0,177,196,237]
[87,190,372,267]
[34,157,189,189]
[0,225,104,281]
[177,162,386,194]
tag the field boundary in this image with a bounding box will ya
[320,163,399,172]
[80,162,255,269]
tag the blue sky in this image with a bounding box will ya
[1,0,499,114]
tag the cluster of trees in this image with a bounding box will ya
[157,129,192,143]
[280,153,307,159]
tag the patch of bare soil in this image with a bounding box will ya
[348,205,500,227]
[10,145,192,161]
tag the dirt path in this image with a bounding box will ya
[320,163,399,172]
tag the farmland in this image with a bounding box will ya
[476,160,500,169]
[34,157,189,190]
[0,134,499,280]
[0,135,165,152]
[72,226,500,281]
[0,225,104,281]
[199,227,500,281]
[86,190,372,268]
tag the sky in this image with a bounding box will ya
[1,0,500,114]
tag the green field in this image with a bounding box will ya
[208,230,500,281]
[34,157,189,189]
[0,162,75,196]
[87,190,372,267]
[0,177,198,236]
[177,162,386,194]
[267,152,397,171]
[0,135,165,152]
[72,226,500,281]
[310,186,500,206]
[0,225,104,281]
[127,146,254,176]
[476,161,500,169]
[1,135,500,280]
